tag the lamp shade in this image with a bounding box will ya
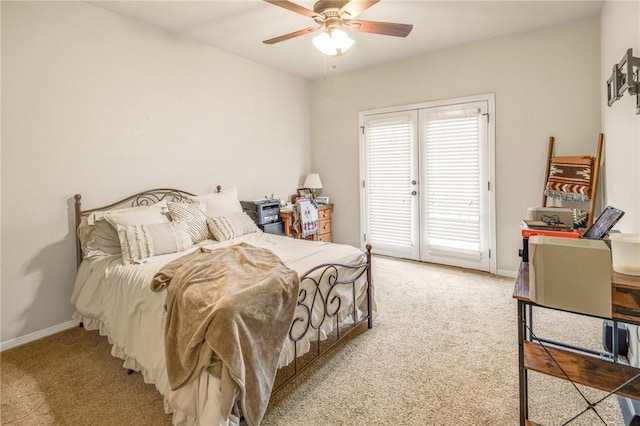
[312,29,354,56]
[303,173,323,190]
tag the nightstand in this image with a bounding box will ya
[280,204,333,242]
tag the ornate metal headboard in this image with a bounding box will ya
[73,186,221,266]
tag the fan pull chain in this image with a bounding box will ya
[323,55,329,79]
[322,55,339,80]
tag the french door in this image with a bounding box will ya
[360,95,495,272]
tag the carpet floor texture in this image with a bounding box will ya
[1,255,626,425]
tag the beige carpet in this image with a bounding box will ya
[1,256,626,425]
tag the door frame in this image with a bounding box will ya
[359,93,496,274]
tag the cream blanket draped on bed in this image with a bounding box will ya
[150,243,299,426]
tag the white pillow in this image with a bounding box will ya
[105,199,170,227]
[207,212,259,242]
[117,222,193,265]
[189,187,242,218]
[167,201,210,243]
[77,217,122,258]
[79,200,170,259]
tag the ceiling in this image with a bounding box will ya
[92,0,604,80]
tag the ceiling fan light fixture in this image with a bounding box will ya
[312,28,354,56]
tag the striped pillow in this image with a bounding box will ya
[167,201,210,243]
[207,212,259,241]
[117,222,193,264]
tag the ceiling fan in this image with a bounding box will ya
[262,0,413,56]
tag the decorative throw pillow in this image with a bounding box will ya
[77,216,122,258]
[80,201,170,259]
[207,212,259,242]
[104,200,170,227]
[167,201,210,243]
[189,187,243,218]
[117,222,193,264]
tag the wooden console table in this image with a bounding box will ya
[513,262,640,425]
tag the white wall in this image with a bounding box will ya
[5,2,633,347]
[310,17,602,275]
[600,0,640,232]
[1,2,311,346]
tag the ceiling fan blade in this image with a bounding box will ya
[263,0,320,19]
[263,26,321,44]
[339,0,379,19]
[349,20,413,37]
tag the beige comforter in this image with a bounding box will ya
[150,243,299,426]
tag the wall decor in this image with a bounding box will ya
[607,48,640,114]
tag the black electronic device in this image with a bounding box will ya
[240,199,284,236]
[260,221,284,236]
[582,205,625,240]
[240,199,281,225]
[602,319,629,356]
[618,396,640,426]
[520,238,529,262]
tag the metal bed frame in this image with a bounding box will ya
[73,187,373,406]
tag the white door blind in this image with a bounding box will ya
[422,107,482,258]
[365,114,417,257]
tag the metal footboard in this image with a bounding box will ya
[273,244,373,392]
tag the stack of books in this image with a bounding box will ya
[521,220,581,239]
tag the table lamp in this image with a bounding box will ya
[303,173,323,198]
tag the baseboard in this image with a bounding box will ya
[497,268,518,278]
[0,319,80,352]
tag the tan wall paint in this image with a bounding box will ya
[1,2,311,344]
[600,0,640,233]
[4,3,636,346]
[310,17,602,276]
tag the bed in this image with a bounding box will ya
[71,187,374,426]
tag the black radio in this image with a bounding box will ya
[240,200,284,236]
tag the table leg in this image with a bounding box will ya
[281,213,292,237]
[518,299,529,425]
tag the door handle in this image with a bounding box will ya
[411,191,417,196]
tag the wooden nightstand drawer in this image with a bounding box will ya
[316,204,333,243]
[612,272,640,324]
[613,285,640,323]
[319,207,332,221]
[319,219,331,235]
[317,233,332,243]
